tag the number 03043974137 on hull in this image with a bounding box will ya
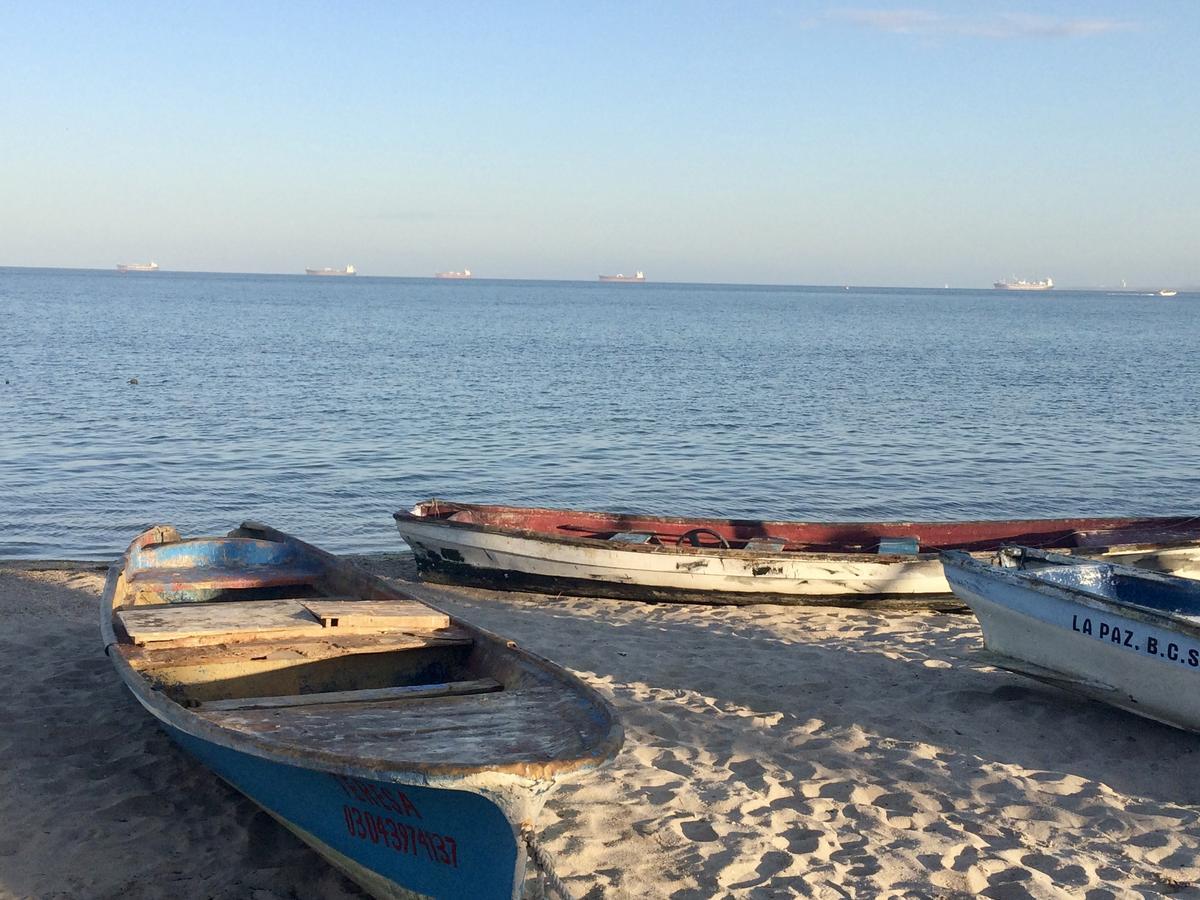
[394,501,1200,610]
[101,521,622,900]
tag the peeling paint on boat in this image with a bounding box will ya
[102,522,622,898]
[395,502,1200,609]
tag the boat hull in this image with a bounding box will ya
[943,557,1200,732]
[400,519,953,606]
[99,523,621,899]
[144,702,530,898]
[395,506,1200,607]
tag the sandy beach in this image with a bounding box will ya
[3,557,1200,899]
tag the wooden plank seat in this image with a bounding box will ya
[610,532,657,544]
[200,685,606,765]
[198,678,502,711]
[303,600,449,632]
[127,562,323,594]
[117,598,453,649]
[878,537,920,555]
[743,537,788,553]
[119,599,323,646]
[122,627,475,667]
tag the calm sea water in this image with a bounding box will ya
[2,268,1198,559]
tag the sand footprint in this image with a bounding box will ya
[678,818,719,843]
[651,750,694,778]
[779,824,826,855]
[718,849,797,891]
[1019,851,1092,888]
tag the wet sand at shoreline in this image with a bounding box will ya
[2,555,1199,899]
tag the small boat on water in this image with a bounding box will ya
[393,501,1200,608]
[942,547,1200,732]
[306,265,357,276]
[102,522,621,899]
[117,261,159,273]
[993,277,1053,291]
[1159,289,1178,297]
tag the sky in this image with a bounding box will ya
[1,1,1197,286]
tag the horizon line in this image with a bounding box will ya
[0,265,1193,293]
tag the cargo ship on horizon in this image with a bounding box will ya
[993,276,1053,291]
[305,265,356,276]
[117,261,159,273]
[599,270,645,283]
[435,269,472,279]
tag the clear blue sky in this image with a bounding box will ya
[2,1,1196,286]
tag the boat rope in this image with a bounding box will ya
[522,826,575,900]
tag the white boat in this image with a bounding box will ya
[1159,289,1178,297]
[942,546,1200,732]
[117,261,159,273]
[306,265,357,276]
[393,501,1200,609]
[598,271,645,283]
[436,269,472,279]
[993,277,1053,291]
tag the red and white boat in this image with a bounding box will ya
[393,501,1200,609]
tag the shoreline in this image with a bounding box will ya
[3,556,1198,897]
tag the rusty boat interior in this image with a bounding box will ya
[402,501,1200,557]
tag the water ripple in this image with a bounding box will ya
[2,269,1199,557]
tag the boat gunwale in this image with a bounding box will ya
[101,523,623,784]
[940,547,1200,638]
[414,561,972,610]
[395,501,1200,562]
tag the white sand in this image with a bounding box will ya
[3,557,1199,899]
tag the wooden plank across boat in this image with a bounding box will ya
[941,546,1200,732]
[101,522,622,899]
[393,500,1200,609]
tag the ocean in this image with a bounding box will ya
[2,268,1197,559]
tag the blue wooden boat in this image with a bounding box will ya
[101,523,622,899]
[942,546,1200,732]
